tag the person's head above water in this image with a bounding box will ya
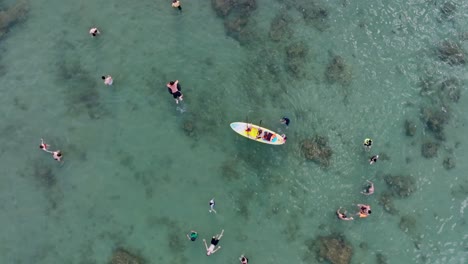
[368,210,372,214]
[170,81,175,85]
[101,76,106,80]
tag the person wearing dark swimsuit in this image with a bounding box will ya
[166,80,184,104]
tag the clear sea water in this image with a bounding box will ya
[0,0,467,263]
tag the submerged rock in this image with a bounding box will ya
[0,1,29,39]
[211,0,257,43]
[378,191,399,215]
[308,234,353,264]
[399,215,417,233]
[111,248,144,264]
[301,136,333,168]
[325,55,352,86]
[404,120,417,137]
[421,141,438,158]
[298,2,329,32]
[384,174,416,198]
[437,40,465,65]
[440,1,456,20]
[421,107,449,141]
[442,157,455,170]
[269,11,293,42]
[440,77,461,103]
[376,253,388,264]
[285,41,308,77]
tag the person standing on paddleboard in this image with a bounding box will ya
[167,80,184,104]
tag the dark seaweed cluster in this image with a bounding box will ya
[0,1,29,40]
[269,11,293,42]
[325,55,352,86]
[383,174,416,198]
[421,141,439,159]
[304,234,353,264]
[286,41,309,77]
[378,174,416,215]
[301,135,333,168]
[437,40,465,65]
[212,0,257,43]
[110,248,144,264]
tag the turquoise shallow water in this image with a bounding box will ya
[0,0,467,263]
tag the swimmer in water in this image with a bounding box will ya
[369,155,379,165]
[186,230,198,241]
[39,139,52,153]
[363,138,372,151]
[172,0,182,11]
[357,204,371,218]
[280,117,290,126]
[52,150,63,162]
[281,134,287,142]
[336,207,354,221]
[89,27,100,37]
[203,229,224,256]
[209,198,216,213]
[361,180,374,195]
[167,80,183,104]
[239,254,249,264]
[102,75,113,85]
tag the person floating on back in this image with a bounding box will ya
[167,80,183,104]
[186,230,198,241]
[172,0,182,11]
[363,138,372,151]
[361,180,374,195]
[280,117,290,126]
[369,155,379,165]
[209,198,216,213]
[203,229,224,256]
[52,150,63,162]
[239,254,249,264]
[89,27,100,37]
[336,207,353,221]
[102,75,113,85]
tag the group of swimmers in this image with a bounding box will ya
[39,139,63,162]
[336,139,378,221]
[184,199,249,263]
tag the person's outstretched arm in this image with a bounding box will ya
[212,246,221,253]
[202,239,209,250]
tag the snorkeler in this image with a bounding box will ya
[357,204,371,218]
[102,75,113,85]
[186,230,198,241]
[363,138,372,151]
[239,254,249,264]
[172,0,182,11]
[361,180,374,195]
[280,117,290,126]
[336,207,354,221]
[167,80,183,104]
[39,138,52,153]
[203,229,224,256]
[209,198,216,213]
[89,27,100,37]
[369,155,379,165]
